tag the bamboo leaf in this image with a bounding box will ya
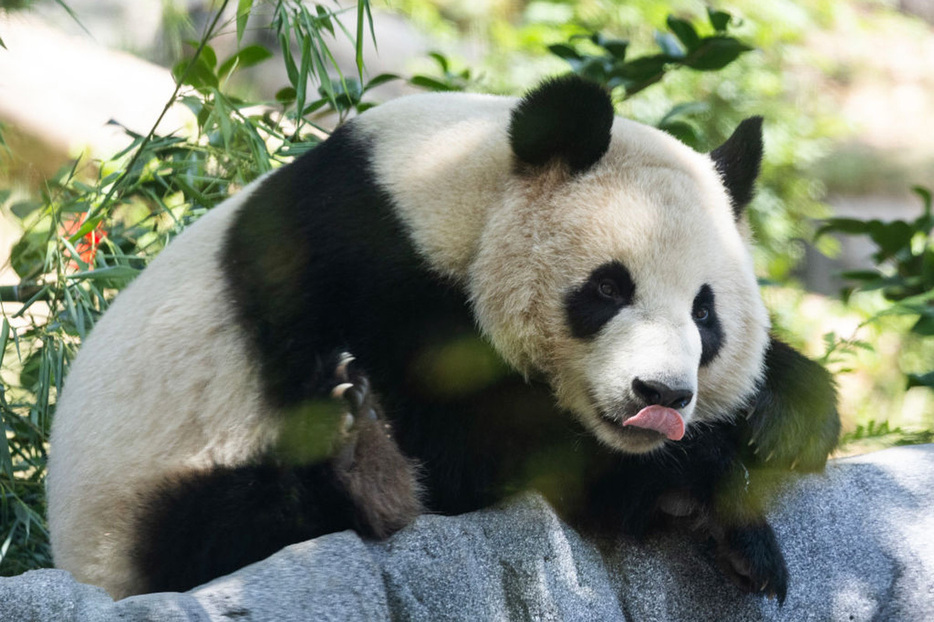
[236,0,253,43]
[218,45,273,79]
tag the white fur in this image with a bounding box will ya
[47,177,279,598]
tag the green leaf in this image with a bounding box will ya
[0,424,12,478]
[354,0,366,76]
[410,75,459,92]
[708,8,732,32]
[548,43,583,61]
[659,101,709,125]
[685,37,753,71]
[601,39,629,59]
[867,221,914,256]
[667,16,700,51]
[236,0,253,43]
[616,55,668,82]
[363,73,400,92]
[315,4,335,36]
[275,86,297,105]
[67,266,140,282]
[0,318,9,372]
[658,119,701,148]
[10,234,45,280]
[199,44,217,70]
[172,56,219,90]
[428,52,450,72]
[278,140,322,157]
[218,44,273,79]
[840,269,884,282]
[911,314,934,336]
[300,98,329,116]
[817,218,873,237]
[278,31,299,89]
[907,372,934,390]
[10,200,41,220]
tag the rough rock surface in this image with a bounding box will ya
[2,445,933,621]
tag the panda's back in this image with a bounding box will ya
[47,177,279,596]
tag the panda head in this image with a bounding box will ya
[469,76,770,454]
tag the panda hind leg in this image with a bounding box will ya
[132,354,421,594]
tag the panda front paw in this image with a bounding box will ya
[714,521,788,604]
[329,353,423,539]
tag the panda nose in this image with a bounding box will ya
[632,378,694,410]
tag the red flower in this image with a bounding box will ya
[61,215,107,267]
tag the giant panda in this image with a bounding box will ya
[47,75,839,601]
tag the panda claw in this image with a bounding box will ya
[341,412,355,435]
[331,382,354,399]
[335,352,355,380]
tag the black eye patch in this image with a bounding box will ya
[693,284,724,366]
[565,261,635,339]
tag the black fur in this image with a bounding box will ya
[564,261,635,339]
[710,117,764,218]
[693,284,724,366]
[133,103,838,602]
[509,75,614,173]
[743,338,840,470]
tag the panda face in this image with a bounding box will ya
[565,162,764,454]
[469,116,770,455]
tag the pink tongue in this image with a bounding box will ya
[623,405,685,441]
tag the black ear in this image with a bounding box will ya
[509,75,614,174]
[710,116,764,219]
[743,337,840,471]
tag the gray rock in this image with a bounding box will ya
[2,445,932,621]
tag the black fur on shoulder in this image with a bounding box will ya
[710,116,764,219]
[509,74,615,174]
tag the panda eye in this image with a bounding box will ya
[693,306,710,323]
[597,280,621,301]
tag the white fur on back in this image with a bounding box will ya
[47,178,278,598]
[354,93,515,280]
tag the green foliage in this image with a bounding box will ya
[817,187,934,391]
[840,419,934,452]
[548,10,752,100]
[410,52,475,92]
[544,9,751,151]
